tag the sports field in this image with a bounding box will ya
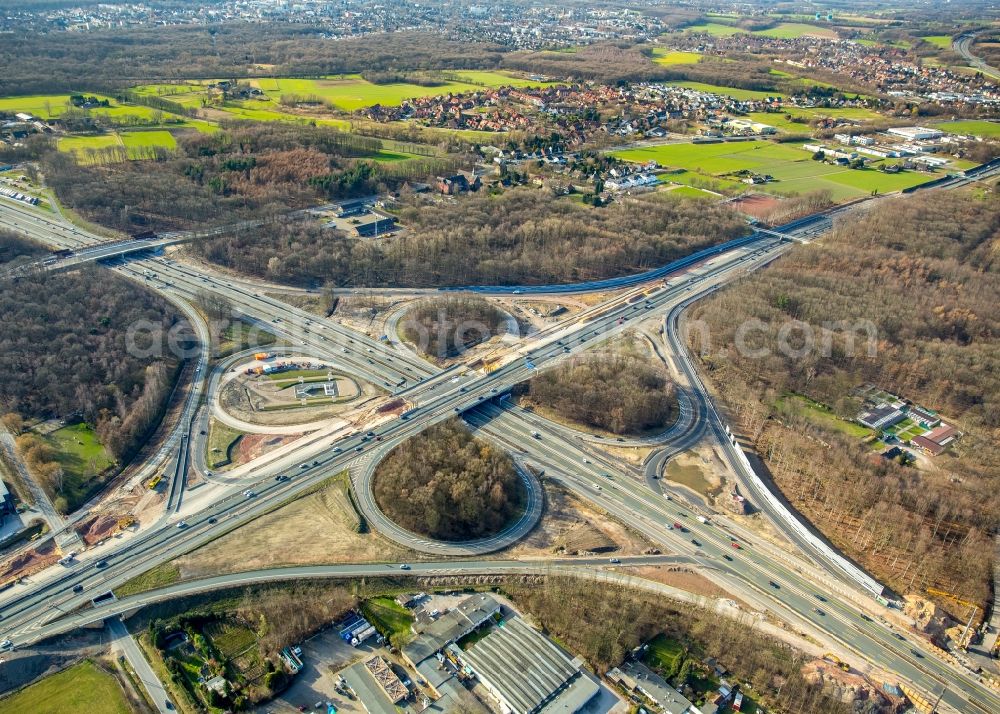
[935,119,1000,138]
[671,81,784,101]
[651,49,702,66]
[612,140,933,202]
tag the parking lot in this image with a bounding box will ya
[256,626,369,714]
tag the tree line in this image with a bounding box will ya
[372,419,523,541]
[193,188,749,288]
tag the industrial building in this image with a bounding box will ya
[0,480,14,521]
[458,617,599,714]
[402,593,501,668]
[886,126,945,141]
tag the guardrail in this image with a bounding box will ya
[720,425,885,597]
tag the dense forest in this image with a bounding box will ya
[0,261,184,464]
[400,297,509,359]
[42,123,431,234]
[0,229,47,268]
[372,420,523,541]
[688,190,999,609]
[506,577,851,713]
[195,189,748,287]
[528,354,677,435]
[0,27,506,95]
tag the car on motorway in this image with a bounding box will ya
[814,593,826,602]
[691,539,701,547]
[355,446,363,452]
[243,490,256,498]
[813,608,825,616]
[581,457,589,464]
[332,447,342,453]
[591,482,602,490]
[73,584,84,593]
[366,431,375,437]
[731,542,741,549]
[0,640,12,651]
[275,475,287,482]
[673,522,683,530]
[176,520,187,528]
[609,557,620,564]
[769,580,780,589]
[299,463,309,469]
[722,554,733,561]
[96,560,107,568]
[399,564,411,570]
[208,517,217,524]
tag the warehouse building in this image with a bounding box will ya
[402,593,501,669]
[608,660,701,714]
[459,617,599,714]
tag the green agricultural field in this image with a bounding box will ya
[0,660,132,714]
[253,71,556,112]
[58,133,122,159]
[671,81,784,101]
[121,130,177,156]
[754,22,838,39]
[935,119,1000,138]
[651,49,702,66]
[745,106,882,133]
[132,82,217,108]
[683,21,745,37]
[612,140,933,202]
[920,35,953,49]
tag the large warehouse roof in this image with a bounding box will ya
[403,593,500,665]
[462,617,585,714]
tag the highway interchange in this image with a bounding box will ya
[1,166,1000,713]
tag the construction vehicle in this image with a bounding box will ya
[823,653,850,672]
[253,352,272,361]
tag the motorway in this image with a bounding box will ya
[955,32,1000,81]
[1,191,999,711]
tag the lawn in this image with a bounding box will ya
[252,71,556,111]
[671,81,784,101]
[644,633,685,672]
[0,660,132,714]
[265,369,331,382]
[612,140,934,201]
[44,422,115,501]
[754,22,838,40]
[206,419,244,470]
[935,119,1000,138]
[776,394,873,440]
[114,561,181,597]
[920,35,953,49]
[361,596,414,641]
[651,49,702,66]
